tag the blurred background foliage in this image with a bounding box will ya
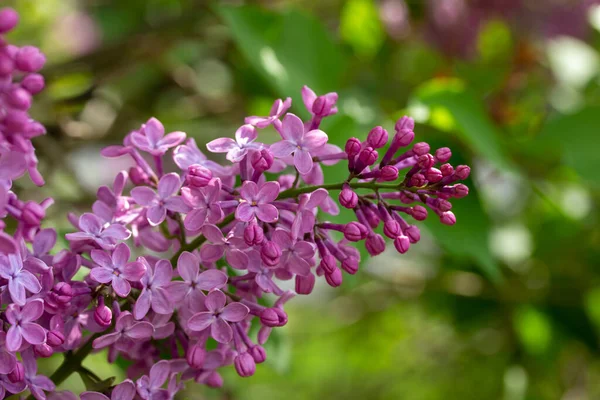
[5,0,600,399]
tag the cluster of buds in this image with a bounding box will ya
[0,7,470,400]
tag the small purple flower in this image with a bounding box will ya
[236,181,279,223]
[200,224,249,269]
[131,173,190,226]
[206,124,263,162]
[291,188,329,240]
[136,360,170,400]
[92,311,154,350]
[5,299,46,352]
[269,113,328,174]
[246,250,282,294]
[0,252,41,306]
[89,243,146,298]
[133,258,174,320]
[22,349,55,400]
[81,379,136,400]
[245,97,291,128]
[65,213,131,250]
[130,118,185,156]
[181,178,223,231]
[173,138,230,176]
[188,290,249,343]
[0,332,17,374]
[168,251,228,306]
[271,229,314,276]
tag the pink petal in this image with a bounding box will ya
[102,224,131,241]
[149,360,170,388]
[21,322,46,345]
[152,260,172,287]
[288,256,311,276]
[21,299,44,322]
[294,241,315,257]
[146,205,166,226]
[220,302,249,322]
[305,188,329,209]
[92,332,120,349]
[202,224,225,243]
[226,249,248,270]
[211,318,233,344]
[235,203,255,222]
[240,180,258,200]
[152,288,173,314]
[131,131,150,150]
[197,269,228,290]
[90,249,114,269]
[134,289,151,320]
[166,281,188,304]
[281,113,304,142]
[111,243,130,268]
[131,187,157,207]
[16,269,41,294]
[90,267,114,284]
[272,229,292,248]
[269,140,296,157]
[157,173,181,199]
[112,380,136,400]
[125,321,154,339]
[144,117,165,145]
[0,231,17,254]
[235,124,258,145]
[294,148,313,175]
[256,204,278,223]
[257,181,280,203]
[81,393,110,400]
[8,278,26,306]
[164,196,190,213]
[188,312,215,332]
[6,326,22,351]
[177,252,199,282]
[303,129,328,150]
[244,116,268,126]
[32,229,56,255]
[112,276,131,297]
[0,350,16,374]
[122,261,146,282]
[205,290,227,312]
[206,137,237,153]
[199,244,224,263]
[158,131,186,148]
[184,208,208,231]
[301,85,317,111]
[79,213,103,234]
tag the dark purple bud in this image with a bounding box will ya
[0,8,19,34]
[312,93,338,117]
[417,154,435,169]
[393,235,410,254]
[295,274,315,295]
[341,257,359,275]
[186,343,206,369]
[365,233,386,256]
[22,201,45,226]
[8,362,24,383]
[453,183,469,198]
[441,163,454,176]
[367,126,389,149]
[47,330,65,347]
[261,241,282,267]
[250,345,267,363]
[405,226,421,243]
[129,166,149,185]
[7,87,32,110]
[392,128,414,148]
[409,173,426,187]
[339,186,358,209]
[34,343,53,358]
[455,165,471,180]
[440,211,456,225]
[260,307,288,327]
[244,221,264,246]
[358,147,378,167]
[15,46,46,72]
[383,219,401,239]
[395,116,415,131]
[437,199,452,212]
[205,371,224,388]
[410,206,428,221]
[21,73,45,94]
[412,142,430,156]
[320,254,337,275]
[250,149,274,172]
[53,282,73,303]
[435,147,452,163]
[325,268,343,287]
[345,137,361,157]
[186,164,212,188]
[380,165,399,181]
[343,222,368,242]
[425,168,443,183]
[234,352,256,377]
[94,297,112,328]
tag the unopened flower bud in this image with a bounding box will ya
[409,173,426,187]
[395,116,415,131]
[425,168,443,183]
[453,183,469,198]
[260,241,281,267]
[260,307,287,327]
[455,165,471,180]
[186,164,212,188]
[325,268,343,287]
[320,254,337,274]
[405,225,421,243]
[295,274,315,295]
[94,297,112,327]
[250,149,274,172]
[435,147,452,163]
[7,87,32,110]
[186,343,206,369]
[410,206,428,221]
[365,233,386,256]
[244,221,264,246]
[417,154,435,169]
[440,211,456,225]
[22,201,45,225]
[412,142,430,156]
[8,362,24,383]
[437,199,452,212]
[15,46,46,72]
[205,371,224,388]
[380,165,398,181]
[312,93,338,117]
[249,345,267,363]
[357,147,378,170]
[47,330,65,347]
[34,343,53,358]
[129,166,149,185]
[393,235,410,254]
[339,186,358,209]
[367,126,388,149]
[345,137,361,157]
[341,257,359,275]
[21,73,45,94]
[343,222,368,242]
[234,352,256,377]
[441,163,454,176]
[0,8,19,34]
[383,219,401,239]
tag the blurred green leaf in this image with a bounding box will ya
[412,78,517,174]
[537,106,600,187]
[217,5,346,108]
[340,0,385,58]
[513,306,552,355]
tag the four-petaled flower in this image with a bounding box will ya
[81,379,136,400]
[168,251,228,306]
[173,138,230,176]
[269,113,328,174]
[131,173,190,226]
[135,360,170,400]
[90,243,146,298]
[134,258,174,320]
[92,311,154,350]
[0,252,41,305]
[271,229,315,276]
[131,117,186,156]
[65,213,131,250]
[236,181,279,223]
[22,349,55,400]
[181,178,223,231]
[245,97,291,128]
[200,224,249,269]
[5,299,46,352]
[188,290,249,343]
[206,124,263,162]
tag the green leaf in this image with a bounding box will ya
[411,78,517,174]
[340,0,385,58]
[513,306,552,355]
[536,106,600,187]
[217,5,346,107]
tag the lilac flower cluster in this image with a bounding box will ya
[0,8,470,400]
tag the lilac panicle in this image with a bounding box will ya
[0,7,471,399]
